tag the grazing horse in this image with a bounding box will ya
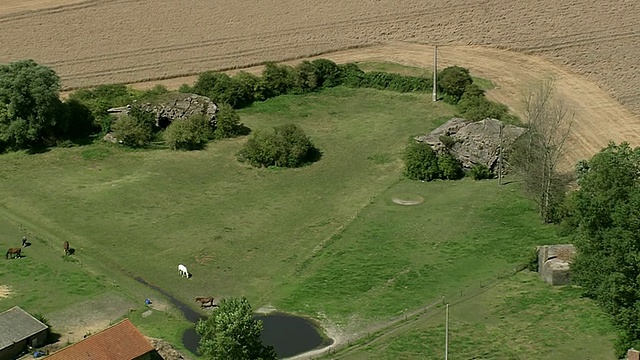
[178,264,190,278]
[63,241,70,256]
[6,248,21,259]
[195,297,216,308]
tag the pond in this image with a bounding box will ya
[182,312,331,358]
[134,276,331,358]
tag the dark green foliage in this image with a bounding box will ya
[437,153,464,180]
[192,72,253,109]
[111,105,156,148]
[463,83,485,98]
[458,93,509,121]
[526,248,539,272]
[570,142,640,357]
[214,103,248,139]
[0,59,62,151]
[57,99,98,141]
[438,66,473,102]
[196,297,277,360]
[233,71,267,102]
[178,83,193,93]
[164,114,212,150]
[137,84,169,101]
[237,123,319,168]
[470,164,493,180]
[112,115,154,148]
[261,62,296,97]
[69,84,135,119]
[310,59,342,88]
[294,61,319,93]
[361,72,432,93]
[338,63,366,87]
[404,141,440,181]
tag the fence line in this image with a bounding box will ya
[300,262,529,359]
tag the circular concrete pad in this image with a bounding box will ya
[391,195,424,206]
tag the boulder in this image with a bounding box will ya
[107,92,218,129]
[537,244,576,286]
[415,118,526,171]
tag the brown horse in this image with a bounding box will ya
[195,297,216,308]
[6,248,21,259]
[63,241,70,256]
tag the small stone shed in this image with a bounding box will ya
[537,244,576,286]
[0,306,49,360]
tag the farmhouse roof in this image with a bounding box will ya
[0,306,49,350]
[46,318,154,360]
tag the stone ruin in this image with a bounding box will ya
[537,244,576,286]
[415,118,526,172]
[105,93,218,142]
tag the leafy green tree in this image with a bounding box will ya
[404,141,440,181]
[571,142,640,357]
[0,60,62,151]
[196,297,277,360]
[112,114,154,148]
[438,66,472,103]
[233,71,267,103]
[193,72,252,108]
[214,103,247,139]
[457,94,508,121]
[237,123,318,168]
[338,63,365,87]
[57,99,98,141]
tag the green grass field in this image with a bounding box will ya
[0,85,614,358]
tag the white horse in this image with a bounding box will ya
[178,264,190,278]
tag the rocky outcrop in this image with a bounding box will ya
[537,244,576,286]
[107,93,218,129]
[415,118,526,171]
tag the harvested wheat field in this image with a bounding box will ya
[0,0,639,164]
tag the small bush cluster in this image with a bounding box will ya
[237,124,319,168]
[470,164,493,180]
[164,114,213,150]
[111,104,157,148]
[404,141,464,181]
[188,59,437,111]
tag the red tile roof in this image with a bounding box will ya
[47,319,154,360]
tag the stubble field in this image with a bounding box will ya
[1,0,639,167]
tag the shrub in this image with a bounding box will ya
[214,103,247,139]
[69,84,135,119]
[438,153,464,180]
[178,83,193,93]
[438,66,473,102]
[164,117,210,151]
[310,59,342,88]
[237,123,318,168]
[294,61,319,93]
[470,163,493,180]
[56,99,98,141]
[404,141,440,181]
[338,63,365,87]
[192,72,252,108]
[458,94,509,121]
[261,62,296,97]
[111,105,156,148]
[112,114,154,147]
[233,71,267,102]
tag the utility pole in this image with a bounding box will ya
[445,303,449,360]
[498,123,503,185]
[433,45,438,102]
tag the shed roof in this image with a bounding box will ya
[46,318,154,360]
[0,306,49,350]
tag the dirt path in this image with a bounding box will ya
[46,292,135,345]
[124,43,640,170]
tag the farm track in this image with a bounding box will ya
[0,0,639,165]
